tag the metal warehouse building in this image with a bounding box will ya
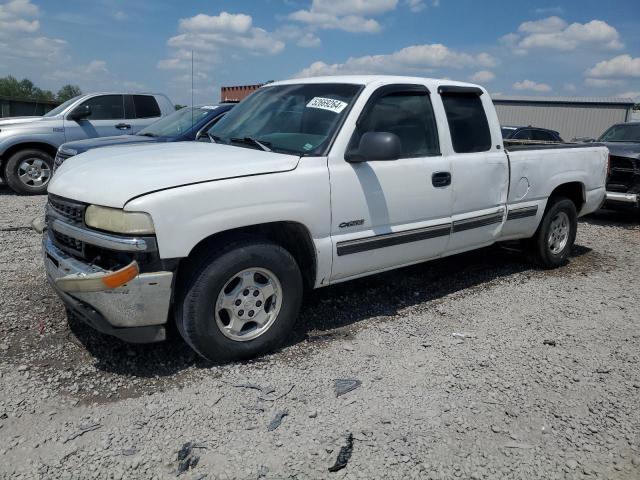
[492,95,635,141]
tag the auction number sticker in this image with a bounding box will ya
[306,97,348,114]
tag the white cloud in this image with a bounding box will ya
[405,0,426,12]
[503,17,623,53]
[469,70,495,83]
[275,24,321,48]
[584,78,624,88]
[513,79,552,92]
[289,0,398,33]
[0,0,39,33]
[159,11,285,71]
[563,83,576,92]
[586,54,640,78]
[295,43,497,77]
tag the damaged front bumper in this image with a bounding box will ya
[43,232,173,343]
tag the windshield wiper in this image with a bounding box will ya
[138,132,156,137]
[230,136,272,152]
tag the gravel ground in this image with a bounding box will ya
[1,186,639,479]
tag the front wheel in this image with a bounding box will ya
[176,239,303,362]
[4,149,53,195]
[527,197,577,268]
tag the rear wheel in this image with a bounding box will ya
[527,197,577,268]
[176,238,303,362]
[4,149,53,195]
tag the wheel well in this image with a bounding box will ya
[549,182,585,212]
[181,222,318,289]
[1,142,57,172]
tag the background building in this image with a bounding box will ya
[492,95,635,140]
[1,96,59,117]
[220,84,263,102]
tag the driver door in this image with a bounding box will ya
[64,94,128,141]
[328,84,452,282]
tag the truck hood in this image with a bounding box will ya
[48,142,301,208]
[61,134,162,155]
[0,116,44,127]
[603,142,640,160]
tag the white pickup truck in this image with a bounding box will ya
[42,76,608,362]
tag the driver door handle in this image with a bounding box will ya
[432,171,451,187]
[115,123,131,130]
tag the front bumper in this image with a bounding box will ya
[605,191,639,207]
[43,233,173,343]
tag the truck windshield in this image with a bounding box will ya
[137,106,216,138]
[208,83,362,156]
[44,95,84,117]
[598,124,640,142]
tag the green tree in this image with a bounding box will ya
[0,75,54,102]
[56,84,82,102]
[174,104,187,110]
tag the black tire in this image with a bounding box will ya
[4,149,53,195]
[176,238,303,362]
[527,197,577,268]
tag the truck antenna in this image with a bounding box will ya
[191,50,194,130]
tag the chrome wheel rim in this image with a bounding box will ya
[548,211,570,254]
[18,157,51,188]
[214,268,282,342]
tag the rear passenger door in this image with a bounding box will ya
[439,87,509,253]
[63,94,128,141]
[124,95,163,133]
[329,84,452,281]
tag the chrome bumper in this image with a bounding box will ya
[43,234,173,331]
[606,191,639,205]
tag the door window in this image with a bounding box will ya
[441,93,491,153]
[531,130,555,141]
[351,89,440,158]
[77,95,125,120]
[133,95,161,118]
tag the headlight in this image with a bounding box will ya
[85,205,155,235]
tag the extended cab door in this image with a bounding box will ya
[328,84,452,282]
[124,95,163,134]
[63,94,129,141]
[438,86,509,253]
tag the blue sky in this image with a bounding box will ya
[0,0,638,105]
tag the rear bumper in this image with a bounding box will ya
[605,191,639,207]
[43,233,173,343]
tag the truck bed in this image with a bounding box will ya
[504,140,605,152]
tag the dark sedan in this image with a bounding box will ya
[501,125,563,142]
[53,104,234,171]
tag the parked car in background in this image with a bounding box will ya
[54,104,234,171]
[501,125,564,142]
[41,75,607,362]
[0,92,174,194]
[597,122,640,212]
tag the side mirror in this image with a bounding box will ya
[345,131,401,163]
[69,105,91,121]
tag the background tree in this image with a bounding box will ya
[56,84,82,102]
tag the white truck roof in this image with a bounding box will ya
[270,75,483,91]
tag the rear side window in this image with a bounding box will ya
[352,90,440,158]
[78,95,124,120]
[133,95,161,118]
[441,93,491,153]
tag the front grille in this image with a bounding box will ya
[53,151,73,171]
[52,230,84,256]
[48,195,85,224]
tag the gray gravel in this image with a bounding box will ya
[1,185,639,479]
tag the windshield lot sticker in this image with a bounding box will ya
[307,97,348,113]
[303,143,313,151]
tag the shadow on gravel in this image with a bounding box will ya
[70,242,593,378]
[582,208,639,229]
